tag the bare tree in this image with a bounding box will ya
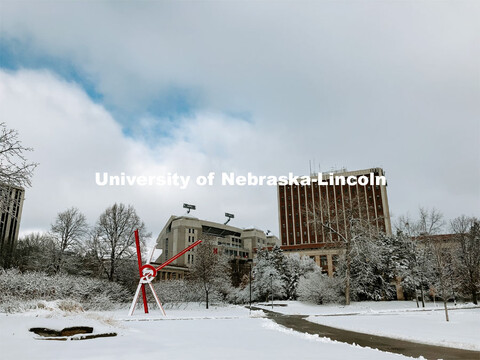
[188,235,230,309]
[396,208,444,236]
[418,207,445,235]
[395,207,447,307]
[0,122,37,188]
[89,203,150,281]
[50,207,89,273]
[402,208,451,321]
[428,239,454,322]
[0,122,38,216]
[451,216,480,305]
[0,123,38,267]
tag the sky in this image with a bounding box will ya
[1,1,479,242]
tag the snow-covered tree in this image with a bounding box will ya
[334,233,396,301]
[252,248,285,302]
[283,253,317,300]
[393,232,436,307]
[306,193,383,305]
[428,239,454,321]
[451,216,480,305]
[298,268,343,304]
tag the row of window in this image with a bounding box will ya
[224,249,249,258]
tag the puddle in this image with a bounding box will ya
[29,326,116,340]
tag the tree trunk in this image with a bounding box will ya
[443,298,449,322]
[440,278,449,322]
[420,286,425,308]
[109,258,115,281]
[206,290,209,309]
[345,240,351,305]
[472,290,478,305]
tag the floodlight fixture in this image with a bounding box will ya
[183,203,196,214]
[224,212,234,225]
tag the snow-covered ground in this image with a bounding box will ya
[0,302,413,360]
[255,299,478,315]
[256,301,480,351]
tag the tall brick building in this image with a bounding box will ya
[277,167,391,274]
[0,184,25,268]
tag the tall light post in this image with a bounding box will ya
[269,273,273,309]
[249,262,252,314]
[224,212,234,225]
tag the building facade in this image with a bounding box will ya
[277,167,391,275]
[0,185,25,268]
[155,215,279,279]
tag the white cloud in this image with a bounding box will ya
[1,2,479,236]
[1,69,281,238]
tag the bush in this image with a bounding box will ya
[0,269,130,312]
[152,279,225,307]
[297,271,343,304]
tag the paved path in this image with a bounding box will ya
[254,307,480,360]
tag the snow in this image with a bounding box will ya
[256,300,478,316]
[256,300,480,351]
[307,308,480,351]
[0,303,414,360]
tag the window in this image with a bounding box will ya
[165,239,169,260]
[320,255,328,267]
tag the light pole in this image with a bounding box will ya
[249,263,252,314]
[269,273,273,309]
[224,212,234,225]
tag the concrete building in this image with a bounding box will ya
[277,167,391,275]
[0,184,25,268]
[155,215,279,279]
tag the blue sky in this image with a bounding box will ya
[0,36,201,144]
[0,38,103,102]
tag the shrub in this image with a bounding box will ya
[0,269,130,312]
[297,271,343,304]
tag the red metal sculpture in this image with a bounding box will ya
[128,229,202,316]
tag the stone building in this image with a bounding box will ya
[155,215,279,279]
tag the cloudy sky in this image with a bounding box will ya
[1,1,479,241]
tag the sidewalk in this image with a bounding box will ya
[255,307,480,360]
